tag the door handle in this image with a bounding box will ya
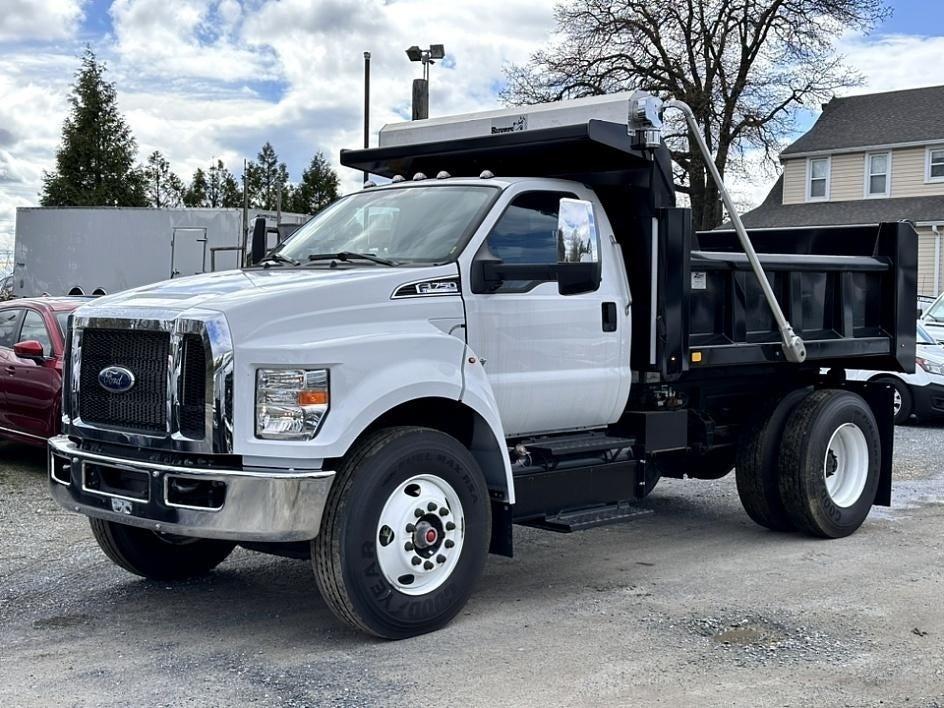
[4,365,15,374]
[602,302,618,332]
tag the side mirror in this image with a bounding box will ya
[250,217,268,265]
[14,340,45,359]
[556,198,601,295]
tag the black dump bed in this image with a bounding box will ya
[648,214,917,380]
[342,119,918,379]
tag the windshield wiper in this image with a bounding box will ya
[259,252,300,267]
[306,252,398,267]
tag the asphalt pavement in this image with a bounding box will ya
[1,424,943,707]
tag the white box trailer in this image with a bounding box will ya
[12,207,309,297]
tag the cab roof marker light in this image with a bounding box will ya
[413,172,427,181]
[436,171,451,179]
[363,180,377,189]
[479,170,494,179]
[391,174,406,183]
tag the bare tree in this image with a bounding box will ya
[503,0,888,229]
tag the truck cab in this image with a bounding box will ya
[49,93,917,639]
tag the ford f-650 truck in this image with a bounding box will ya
[48,92,916,639]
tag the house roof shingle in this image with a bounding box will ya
[726,176,944,229]
[780,85,944,156]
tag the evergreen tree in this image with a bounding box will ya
[186,160,241,208]
[252,142,289,210]
[184,167,208,207]
[41,48,147,206]
[210,160,241,207]
[142,151,185,208]
[288,152,340,215]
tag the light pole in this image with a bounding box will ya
[363,51,371,183]
[405,44,444,120]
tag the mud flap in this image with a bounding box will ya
[842,380,894,507]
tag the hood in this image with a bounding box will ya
[76,264,461,325]
[922,319,944,344]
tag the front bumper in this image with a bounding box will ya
[48,436,335,542]
[911,381,944,418]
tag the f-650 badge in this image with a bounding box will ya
[98,366,136,393]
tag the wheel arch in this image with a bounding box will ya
[333,396,513,506]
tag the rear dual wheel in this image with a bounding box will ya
[737,389,881,538]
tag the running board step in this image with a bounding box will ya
[525,501,652,533]
[524,433,635,458]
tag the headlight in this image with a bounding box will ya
[255,368,329,440]
[916,357,944,376]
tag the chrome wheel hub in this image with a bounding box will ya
[375,474,464,595]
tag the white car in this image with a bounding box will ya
[847,323,944,424]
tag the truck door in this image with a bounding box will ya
[6,309,60,439]
[171,227,208,278]
[0,307,24,431]
[464,191,624,437]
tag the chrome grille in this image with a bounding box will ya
[178,334,206,438]
[79,329,169,433]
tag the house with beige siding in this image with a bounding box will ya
[737,85,944,296]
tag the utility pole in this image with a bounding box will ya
[363,51,371,183]
[241,158,249,266]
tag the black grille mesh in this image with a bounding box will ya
[79,329,170,433]
[178,335,206,438]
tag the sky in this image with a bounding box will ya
[1,0,944,251]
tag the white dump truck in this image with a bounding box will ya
[48,93,916,638]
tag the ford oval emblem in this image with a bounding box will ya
[98,366,136,393]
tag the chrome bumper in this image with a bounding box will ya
[48,436,335,542]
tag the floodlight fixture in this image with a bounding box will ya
[405,43,446,81]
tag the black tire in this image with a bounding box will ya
[875,377,912,425]
[777,389,881,538]
[312,427,491,639]
[89,518,235,580]
[735,388,811,532]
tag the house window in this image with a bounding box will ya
[807,157,829,200]
[866,152,890,197]
[927,148,944,182]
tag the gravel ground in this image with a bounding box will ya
[1,425,943,707]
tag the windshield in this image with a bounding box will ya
[275,185,497,265]
[924,296,944,322]
[917,323,937,344]
[56,312,70,337]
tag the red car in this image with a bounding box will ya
[0,297,85,445]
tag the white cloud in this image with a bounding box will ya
[839,33,944,95]
[4,1,944,254]
[0,0,83,42]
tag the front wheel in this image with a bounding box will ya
[89,519,235,580]
[312,427,491,639]
[875,377,912,424]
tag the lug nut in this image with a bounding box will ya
[414,508,424,518]
[446,521,456,531]
[437,554,446,564]
[439,507,449,516]
[411,557,422,566]
[427,501,437,511]
[423,560,434,570]
[405,523,415,532]
[404,542,414,551]
[444,539,455,549]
